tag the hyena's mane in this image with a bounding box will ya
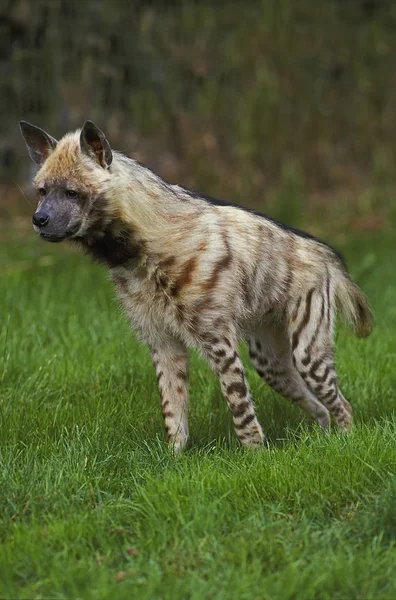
[178,185,347,270]
[76,147,347,276]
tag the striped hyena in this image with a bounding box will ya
[20,120,373,451]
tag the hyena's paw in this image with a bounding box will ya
[168,430,188,455]
[238,420,265,448]
[315,406,331,431]
[341,397,353,417]
[334,407,353,432]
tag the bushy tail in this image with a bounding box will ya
[334,271,373,338]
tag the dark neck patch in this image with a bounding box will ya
[77,225,143,268]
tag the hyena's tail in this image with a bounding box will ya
[333,268,373,338]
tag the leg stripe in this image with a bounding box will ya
[325,271,331,325]
[176,369,188,381]
[291,296,302,322]
[213,348,227,358]
[232,400,250,418]
[308,363,330,384]
[292,288,315,351]
[301,294,325,364]
[221,351,238,374]
[226,381,248,398]
[163,411,175,419]
[321,385,338,401]
[235,413,255,430]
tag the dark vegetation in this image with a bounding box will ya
[2,0,396,232]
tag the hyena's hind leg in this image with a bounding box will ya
[200,328,264,447]
[288,284,352,429]
[247,324,330,429]
[150,337,189,453]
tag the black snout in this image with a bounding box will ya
[32,211,50,227]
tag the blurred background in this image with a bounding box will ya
[2,0,396,237]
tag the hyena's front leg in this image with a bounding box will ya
[150,338,189,453]
[201,332,264,447]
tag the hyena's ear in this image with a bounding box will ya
[19,121,58,166]
[80,120,113,169]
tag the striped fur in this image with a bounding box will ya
[20,120,373,452]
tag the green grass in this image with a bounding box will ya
[0,225,395,599]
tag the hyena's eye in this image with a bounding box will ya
[66,189,78,199]
[38,187,46,196]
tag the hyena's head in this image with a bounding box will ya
[20,120,113,242]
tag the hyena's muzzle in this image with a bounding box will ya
[32,188,82,243]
